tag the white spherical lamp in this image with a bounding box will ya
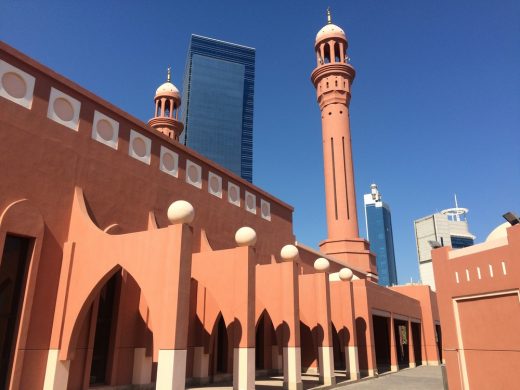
[338,268,353,281]
[314,257,330,272]
[167,200,195,224]
[235,226,257,247]
[280,244,299,261]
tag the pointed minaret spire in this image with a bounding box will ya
[167,66,171,82]
[327,7,332,24]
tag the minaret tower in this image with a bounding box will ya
[148,67,184,141]
[311,10,377,276]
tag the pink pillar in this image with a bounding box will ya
[389,315,399,372]
[408,321,416,368]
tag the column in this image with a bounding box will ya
[408,321,416,368]
[132,348,153,384]
[156,349,187,390]
[346,281,360,380]
[42,350,70,390]
[192,346,210,382]
[232,246,256,390]
[281,261,303,390]
[389,315,399,372]
[315,273,335,385]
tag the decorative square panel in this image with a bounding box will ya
[129,130,151,165]
[160,146,179,177]
[245,191,256,214]
[228,182,240,207]
[208,172,222,198]
[186,160,202,188]
[92,110,119,149]
[260,199,271,221]
[0,60,35,109]
[47,87,81,131]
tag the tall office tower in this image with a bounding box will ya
[311,10,376,278]
[414,197,475,290]
[181,34,255,182]
[364,184,398,286]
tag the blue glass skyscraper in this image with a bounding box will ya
[181,35,255,182]
[364,184,398,286]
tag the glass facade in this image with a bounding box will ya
[450,235,474,249]
[181,35,255,182]
[366,203,398,286]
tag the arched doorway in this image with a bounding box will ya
[209,314,229,379]
[255,310,277,374]
[67,268,154,388]
[89,272,119,385]
[331,323,346,371]
[0,235,32,389]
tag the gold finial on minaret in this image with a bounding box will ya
[327,7,332,24]
[167,66,171,82]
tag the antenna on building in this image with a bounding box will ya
[441,194,468,222]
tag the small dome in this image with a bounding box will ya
[485,222,510,242]
[316,23,346,41]
[155,82,180,98]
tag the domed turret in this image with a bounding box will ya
[155,81,180,99]
[314,8,351,66]
[148,67,184,141]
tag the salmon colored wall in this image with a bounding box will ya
[432,225,520,390]
[0,41,293,386]
[390,285,440,364]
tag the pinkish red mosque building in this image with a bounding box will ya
[432,221,520,390]
[0,14,446,390]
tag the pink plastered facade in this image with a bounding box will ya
[0,17,441,390]
[432,224,520,390]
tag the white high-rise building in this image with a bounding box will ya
[414,197,475,290]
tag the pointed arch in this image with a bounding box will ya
[62,265,155,362]
[208,312,230,375]
[255,309,277,371]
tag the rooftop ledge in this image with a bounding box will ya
[448,236,508,259]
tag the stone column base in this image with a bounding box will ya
[43,349,70,390]
[346,346,360,380]
[233,347,255,390]
[318,346,336,385]
[156,349,187,390]
[133,347,152,384]
[283,347,302,390]
[192,346,209,379]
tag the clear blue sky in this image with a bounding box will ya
[1,0,519,283]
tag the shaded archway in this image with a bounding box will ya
[255,310,277,374]
[300,321,316,371]
[412,322,423,366]
[373,315,391,374]
[393,319,410,369]
[435,324,442,363]
[208,313,231,380]
[66,268,155,388]
[331,323,345,371]
[355,317,369,377]
[0,235,32,389]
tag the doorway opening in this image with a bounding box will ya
[0,235,32,389]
